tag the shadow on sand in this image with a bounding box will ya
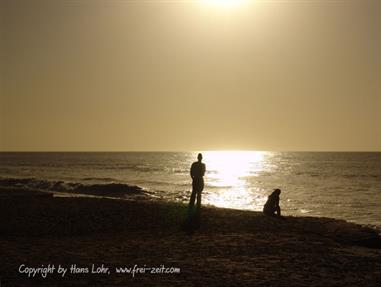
[182,208,201,234]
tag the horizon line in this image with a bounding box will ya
[1,150,381,153]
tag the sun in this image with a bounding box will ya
[202,0,248,9]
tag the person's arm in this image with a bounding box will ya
[190,163,194,179]
[202,164,206,176]
[275,196,280,207]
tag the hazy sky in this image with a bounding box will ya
[1,0,380,151]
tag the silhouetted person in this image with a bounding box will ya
[263,188,282,217]
[189,153,206,210]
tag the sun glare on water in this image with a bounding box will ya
[202,151,268,210]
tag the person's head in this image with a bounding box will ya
[273,188,281,196]
[197,153,203,162]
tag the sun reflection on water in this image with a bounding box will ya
[201,151,269,210]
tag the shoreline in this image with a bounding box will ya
[0,188,380,286]
[1,184,380,231]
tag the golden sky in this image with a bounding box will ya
[1,0,380,151]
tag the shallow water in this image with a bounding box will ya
[0,152,380,228]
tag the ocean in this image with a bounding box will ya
[0,152,380,229]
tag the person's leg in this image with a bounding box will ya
[276,206,281,216]
[264,206,277,216]
[189,185,196,208]
[263,205,271,216]
[196,181,204,209]
[196,189,202,209]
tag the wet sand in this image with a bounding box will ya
[0,188,380,286]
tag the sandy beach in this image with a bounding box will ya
[0,188,380,287]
